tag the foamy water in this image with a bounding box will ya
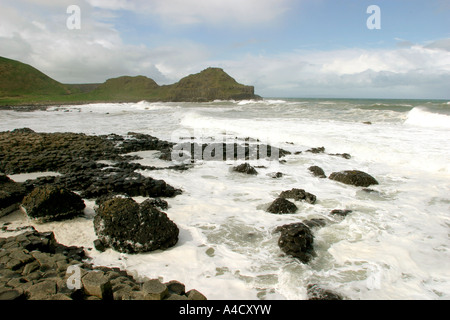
[1,98,449,300]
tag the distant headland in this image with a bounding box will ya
[0,56,261,106]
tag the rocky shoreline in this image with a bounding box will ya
[1,128,380,300]
[0,228,206,300]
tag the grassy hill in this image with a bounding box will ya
[0,56,260,106]
[0,56,72,98]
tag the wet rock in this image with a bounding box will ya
[308,166,326,178]
[275,223,315,263]
[267,172,283,179]
[306,146,325,154]
[82,271,113,300]
[21,185,85,222]
[329,153,351,159]
[307,284,344,300]
[330,209,352,217]
[0,174,28,217]
[279,188,317,204]
[232,163,258,175]
[0,231,205,300]
[94,197,179,253]
[329,170,379,187]
[266,198,298,214]
[302,218,327,229]
[142,279,169,300]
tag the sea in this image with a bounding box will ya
[1,98,449,300]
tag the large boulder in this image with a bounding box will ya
[266,198,298,214]
[275,223,315,263]
[279,188,316,204]
[329,170,378,187]
[0,174,28,217]
[93,197,179,253]
[21,185,85,222]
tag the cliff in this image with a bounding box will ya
[0,56,261,106]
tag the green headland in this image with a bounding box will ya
[0,56,260,106]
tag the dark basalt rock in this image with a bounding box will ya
[93,197,179,254]
[329,170,379,187]
[0,174,28,217]
[232,163,258,175]
[307,284,344,300]
[330,209,352,217]
[266,198,298,214]
[21,185,85,222]
[0,230,204,300]
[279,188,317,204]
[306,146,325,154]
[275,223,315,263]
[308,166,326,178]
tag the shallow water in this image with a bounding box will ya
[1,98,449,300]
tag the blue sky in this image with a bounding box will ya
[1,0,449,99]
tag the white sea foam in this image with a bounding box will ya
[405,107,450,129]
[1,99,449,300]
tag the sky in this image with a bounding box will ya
[0,0,449,99]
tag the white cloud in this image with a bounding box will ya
[212,44,450,99]
[0,1,448,99]
[85,0,292,26]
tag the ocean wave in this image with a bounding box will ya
[405,107,450,129]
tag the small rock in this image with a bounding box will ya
[279,188,316,204]
[232,163,258,175]
[307,284,344,300]
[330,209,352,217]
[166,280,186,295]
[187,289,207,300]
[276,223,315,263]
[266,198,298,214]
[82,271,113,300]
[142,279,169,300]
[306,147,325,154]
[308,166,326,178]
[329,170,378,187]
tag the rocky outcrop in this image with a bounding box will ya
[0,129,182,201]
[329,170,379,187]
[21,185,85,222]
[279,188,317,204]
[0,174,28,217]
[0,229,206,300]
[93,197,179,254]
[274,223,315,263]
[266,198,298,214]
[163,68,261,102]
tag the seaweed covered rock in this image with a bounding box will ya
[93,197,179,253]
[21,185,85,222]
[329,170,378,187]
[275,223,315,263]
[266,198,298,214]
